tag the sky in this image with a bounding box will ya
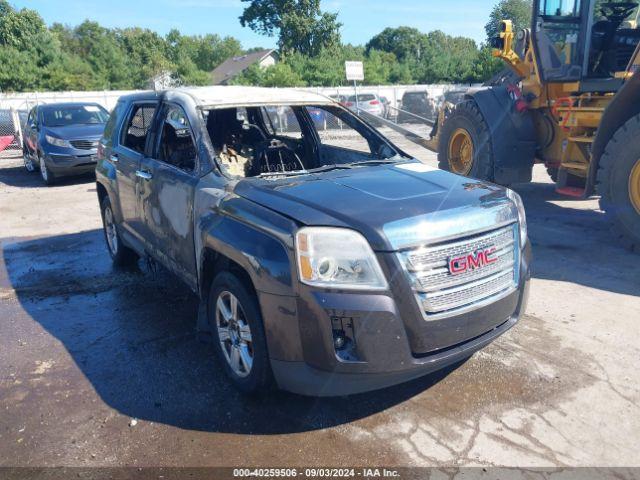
[11,0,498,48]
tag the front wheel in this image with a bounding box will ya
[438,100,494,181]
[597,113,640,252]
[208,271,273,394]
[39,154,55,186]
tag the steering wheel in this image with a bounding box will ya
[600,1,637,22]
[252,139,304,176]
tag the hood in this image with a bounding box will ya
[43,123,105,139]
[234,161,519,251]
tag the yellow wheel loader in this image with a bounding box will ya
[437,0,640,252]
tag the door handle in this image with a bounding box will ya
[136,170,153,180]
[109,154,118,163]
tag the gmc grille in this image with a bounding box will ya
[70,139,98,150]
[398,224,519,320]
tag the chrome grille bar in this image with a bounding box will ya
[398,224,518,320]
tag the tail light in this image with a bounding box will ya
[370,100,380,105]
[345,102,354,107]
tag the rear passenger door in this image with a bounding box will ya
[112,102,158,244]
[138,102,198,289]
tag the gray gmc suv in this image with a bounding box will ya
[95,86,531,396]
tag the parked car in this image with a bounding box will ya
[379,96,392,119]
[345,93,385,117]
[442,89,468,106]
[96,87,531,396]
[329,94,348,106]
[22,102,110,185]
[398,91,437,123]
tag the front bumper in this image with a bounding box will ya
[45,152,97,176]
[263,241,532,396]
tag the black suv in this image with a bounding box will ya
[398,91,437,123]
[96,87,531,396]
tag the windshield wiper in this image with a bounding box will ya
[346,159,401,167]
[257,164,352,178]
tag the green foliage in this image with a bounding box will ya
[0,0,515,92]
[485,0,532,43]
[239,0,341,55]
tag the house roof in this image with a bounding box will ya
[211,49,277,85]
[177,86,334,108]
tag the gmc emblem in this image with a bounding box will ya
[449,247,498,275]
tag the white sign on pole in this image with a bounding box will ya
[345,61,364,81]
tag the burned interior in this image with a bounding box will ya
[202,104,399,178]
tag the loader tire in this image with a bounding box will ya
[438,100,494,182]
[596,113,640,253]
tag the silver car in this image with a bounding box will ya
[345,93,385,117]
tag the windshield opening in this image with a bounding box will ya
[202,103,401,179]
[42,105,109,127]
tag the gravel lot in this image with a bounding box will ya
[1,143,639,469]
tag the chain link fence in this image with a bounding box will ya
[0,84,471,160]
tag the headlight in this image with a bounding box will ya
[45,135,70,148]
[506,189,527,247]
[296,227,388,290]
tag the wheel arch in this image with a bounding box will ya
[96,181,109,206]
[589,71,640,195]
[197,215,294,300]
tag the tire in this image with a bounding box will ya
[100,196,138,266]
[546,166,558,183]
[38,153,55,186]
[438,100,494,182]
[596,113,640,252]
[208,271,273,394]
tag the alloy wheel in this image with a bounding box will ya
[215,291,253,378]
[39,157,49,182]
[23,154,35,172]
[103,205,119,256]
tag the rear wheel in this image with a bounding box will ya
[100,196,138,266]
[596,113,640,252]
[438,100,493,181]
[23,145,36,173]
[208,271,272,394]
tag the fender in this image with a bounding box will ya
[95,158,120,218]
[468,86,537,185]
[197,193,297,298]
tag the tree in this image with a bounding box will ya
[365,27,428,61]
[239,0,341,55]
[485,0,532,43]
[0,5,48,50]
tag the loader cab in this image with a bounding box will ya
[533,0,640,86]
